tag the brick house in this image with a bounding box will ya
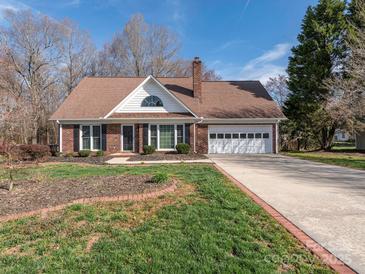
[50,58,286,154]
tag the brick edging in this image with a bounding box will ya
[213,164,355,274]
[0,182,177,223]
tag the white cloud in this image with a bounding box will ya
[243,43,290,70]
[0,0,31,21]
[238,0,251,21]
[63,0,81,7]
[212,43,291,83]
[212,39,246,53]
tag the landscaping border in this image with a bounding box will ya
[214,164,355,274]
[0,182,177,223]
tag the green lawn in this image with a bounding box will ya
[0,164,332,273]
[284,151,365,170]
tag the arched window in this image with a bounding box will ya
[141,95,163,107]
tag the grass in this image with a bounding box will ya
[284,151,365,170]
[0,164,332,273]
[331,141,356,151]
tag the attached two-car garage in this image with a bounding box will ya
[208,125,274,154]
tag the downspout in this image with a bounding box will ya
[193,117,204,153]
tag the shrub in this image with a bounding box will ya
[151,172,169,184]
[17,144,50,161]
[96,150,104,157]
[176,143,190,154]
[78,150,91,157]
[143,145,155,155]
[64,152,74,157]
[49,144,59,157]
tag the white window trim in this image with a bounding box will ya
[80,125,102,151]
[121,124,135,152]
[148,123,185,151]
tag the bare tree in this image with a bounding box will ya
[265,75,290,107]
[59,19,96,96]
[0,9,64,144]
[0,10,96,144]
[96,14,181,77]
[173,59,222,80]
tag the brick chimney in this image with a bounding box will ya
[192,57,202,102]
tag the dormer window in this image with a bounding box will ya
[141,95,163,107]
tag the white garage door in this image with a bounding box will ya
[208,125,273,154]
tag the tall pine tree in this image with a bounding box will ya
[284,0,348,150]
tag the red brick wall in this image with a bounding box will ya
[136,124,144,153]
[107,124,121,153]
[189,124,195,150]
[193,58,202,102]
[61,124,74,153]
[195,124,208,154]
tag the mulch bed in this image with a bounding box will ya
[0,175,171,216]
[47,156,112,165]
[128,153,207,162]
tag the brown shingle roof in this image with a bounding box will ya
[50,77,285,120]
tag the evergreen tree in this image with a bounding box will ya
[284,0,348,150]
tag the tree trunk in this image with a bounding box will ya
[321,126,336,151]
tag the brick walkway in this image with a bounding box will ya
[0,182,177,223]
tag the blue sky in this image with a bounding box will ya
[0,0,318,82]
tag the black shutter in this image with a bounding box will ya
[143,124,148,146]
[101,124,107,151]
[185,124,191,144]
[73,125,79,152]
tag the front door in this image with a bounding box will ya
[122,125,134,151]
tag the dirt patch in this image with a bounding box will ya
[128,152,207,162]
[47,156,112,165]
[85,234,101,252]
[0,175,171,217]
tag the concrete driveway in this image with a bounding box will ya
[209,154,365,273]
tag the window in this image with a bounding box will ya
[159,125,174,149]
[217,133,224,139]
[240,133,247,139]
[255,133,262,138]
[150,125,158,148]
[177,125,184,144]
[224,133,232,139]
[210,133,217,139]
[263,133,269,139]
[248,133,254,139]
[81,125,101,150]
[149,124,185,150]
[141,95,163,107]
[232,133,239,139]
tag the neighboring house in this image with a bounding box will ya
[50,58,286,154]
[356,131,365,150]
[334,129,353,142]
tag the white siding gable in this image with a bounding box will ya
[116,78,188,113]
